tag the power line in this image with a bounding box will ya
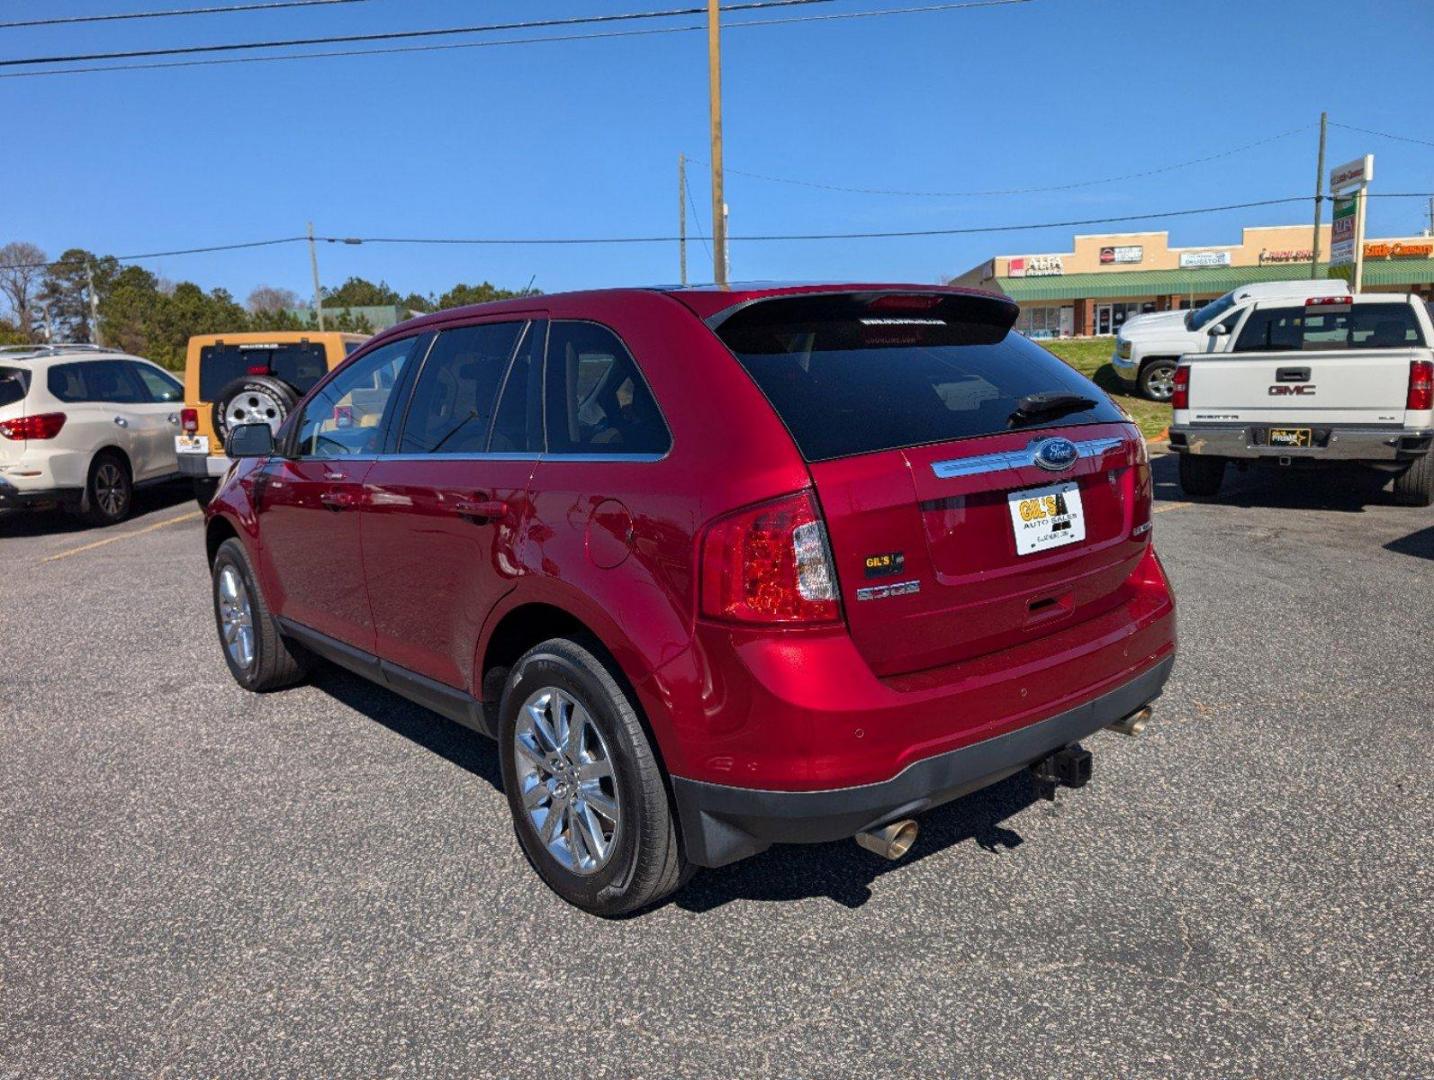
[1329,122,1434,151]
[7,194,1430,272]
[694,124,1314,198]
[0,0,838,68]
[0,1,370,30]
[0,0,1030,79]
[684,172,714,263]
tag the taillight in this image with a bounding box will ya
[0,412,66,440]
[247,364,269,376]
[181,407,199,433]
[700,490,840,624]
[1408,359,1433,411]
[1171,364,1191,410]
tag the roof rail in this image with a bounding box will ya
[0,343,111,357]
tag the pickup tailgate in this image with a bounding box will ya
[1187,349,1414,426]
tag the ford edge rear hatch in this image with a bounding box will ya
[713,290,1151,677]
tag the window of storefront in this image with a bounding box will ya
[1093,302,1155,335]
[1017,305,1073,339]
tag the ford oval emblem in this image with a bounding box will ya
[1033,437,1079,472]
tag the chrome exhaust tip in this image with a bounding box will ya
[1107,706,1153,737]
[854,819,919,861]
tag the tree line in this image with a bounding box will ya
[0,241,536,370]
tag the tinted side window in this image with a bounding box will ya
[0,366,29,408]
[294,337,421,458]
[399,322,524,455]
[131,363,183,403]
[489,320,546,453]
[1235,304,1425,353]
[544,322,670,456]
[47,360,145,403]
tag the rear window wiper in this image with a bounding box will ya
[1008,392,1098,427]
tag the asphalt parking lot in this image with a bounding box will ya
[2,457,1431,1079]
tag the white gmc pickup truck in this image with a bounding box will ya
[1169,293,1434,505]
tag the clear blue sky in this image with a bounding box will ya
[5,0,1432,302]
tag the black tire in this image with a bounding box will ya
[1138,358,1178,402]
[211,537,309,692]
[192,477,219,508]
[211,374,300,446]
[499,636,689,917]
[1178,453,1226,498]
[78,450,132,526]
[1392,452,1434,507]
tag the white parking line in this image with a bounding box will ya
[43,510,202,563]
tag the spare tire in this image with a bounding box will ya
[211,375,301,446]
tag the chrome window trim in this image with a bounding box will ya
[283,451,668,466]
[931,436,1125,479]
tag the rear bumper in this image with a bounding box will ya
[0,476,82,510]
[177,452,231,478]
[1169,424,1433,463]
[672,654,1173,867]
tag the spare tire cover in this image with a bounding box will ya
[211,375,301,442]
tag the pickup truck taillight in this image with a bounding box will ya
[180,407,199,433]
[700,490,840,625]
[1408,360,1433,411]
[0,412,65,440]
[1171,364,1191,410]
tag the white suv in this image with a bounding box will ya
[0,345,186,525]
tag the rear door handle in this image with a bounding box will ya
[454,497,507,522]
[319,490,354,512]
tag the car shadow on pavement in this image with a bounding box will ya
[0,480,192,537]
[1384,524,1434,560]
[308,665,503,790]
[1150,453,1394,513]
[673,774,1036,913]
[306,659,1037,913]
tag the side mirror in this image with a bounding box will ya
[1207,323,1230,337]
[227,422,275,458]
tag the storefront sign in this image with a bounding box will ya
[1330,195,1357,267]
[1008,254,1063,278]
[1099,245,1143,265]
[1259,249,1315,264]
[1330,155,1374,192]
[1364,241,1434,259]
[1179,250,1232,268]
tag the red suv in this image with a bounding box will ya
[206,285,1176,916]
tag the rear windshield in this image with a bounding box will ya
[1234,303,1427,352]
[714,293,1125,462]
[0,366,28,408]
[198,342,329,402]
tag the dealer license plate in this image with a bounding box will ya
[1008,481,1086,557]
[1268,427,1311,448]
[175,435,210,454]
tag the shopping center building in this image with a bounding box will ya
[949,224,1434,338]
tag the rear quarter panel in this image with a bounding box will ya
[479,292,812,778]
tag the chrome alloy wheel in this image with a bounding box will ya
[223,390,284,435]
[217,565,256,671]
[1144,365,1176,401]
[94,460,128,519]
[513,687,622,875]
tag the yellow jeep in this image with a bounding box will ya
[176,331,367,503]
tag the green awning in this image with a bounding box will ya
[992,259,1434,303]
[992,264,1329,302]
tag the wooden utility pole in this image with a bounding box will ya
[679,153,688,286]
[1311,111,1327,279]
[307,222,326,331]
[86,260,103,346]
[707,0,727,288]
